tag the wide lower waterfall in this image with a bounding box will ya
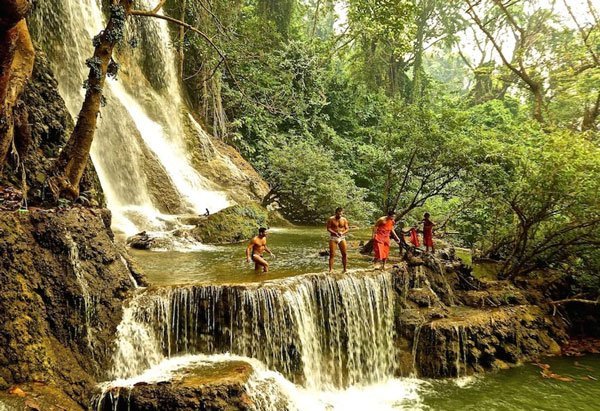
[111,271,398,390]
[29,0,232,235]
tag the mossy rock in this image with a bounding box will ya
[191,204,269,244]
[267,210,294,227]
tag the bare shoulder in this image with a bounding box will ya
[341,217,349,225]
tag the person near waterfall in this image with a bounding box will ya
[372,210,401,270]
[326,207,349,273]
[422,212,436,254]
[246,227,274,272]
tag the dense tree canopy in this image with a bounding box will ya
[5,0,596,289]
[165,0,598,289]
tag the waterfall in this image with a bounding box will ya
[29,0,231,235]
[65,233,96,356]
[110,272,398,390]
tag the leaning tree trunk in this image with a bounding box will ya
[50,0,132,200]
[0,0,34,172]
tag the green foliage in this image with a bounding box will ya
[264,141,374,224]
[170,0,600,290]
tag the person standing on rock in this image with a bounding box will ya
[422,212,436,254]
[373,210,401,270]
[246,227,274,272]
[326,207,349,273]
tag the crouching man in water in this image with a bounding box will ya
[246,227,274,272]
[326,207,349,273]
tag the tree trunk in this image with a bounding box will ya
[409,0,433,104]
[0,0,34,172]
[50,1,133,199]
[582,91,600,131]
[178,0,186,80]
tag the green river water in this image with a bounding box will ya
[128,226,599,410]
[129,226,377,285]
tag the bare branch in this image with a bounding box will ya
[550,298,600,305]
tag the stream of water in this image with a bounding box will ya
[24,2,598,408]
[95,227,599,410]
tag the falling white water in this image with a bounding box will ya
[29,0,231,236]
[65,234,95,354]
[109,271,398,390]
[97,353,426,411]
[412,324,423,376]
[119,255,139,288]
[110,293,165,379]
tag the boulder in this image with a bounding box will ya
[94,361,255,411]
[190,204,270,244]
[0,207,141,406]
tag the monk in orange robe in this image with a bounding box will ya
[373,210,401,270]
[408,225,420,247]
[422,212,436,254]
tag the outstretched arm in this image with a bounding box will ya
[264,245,274,257]
[391,228,401,243]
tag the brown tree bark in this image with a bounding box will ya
[466,0,546,123]
[582,91,600,131]
[0,0,34,172]
[50,0,133,199]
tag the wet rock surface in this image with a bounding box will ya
[0,50,104,207]
[0,208,139,406]
[395,260,568,378]
[190,203,270,244]
[95,361,254,411]
[412,305,563,378]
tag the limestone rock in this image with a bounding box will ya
[0,208,140,406]
[190,204,270,244]
[95,361,254,411]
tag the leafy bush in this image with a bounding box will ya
[263,141,375,224]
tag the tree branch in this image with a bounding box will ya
[550,298,600,305]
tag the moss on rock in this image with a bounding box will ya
[191,204,270,244]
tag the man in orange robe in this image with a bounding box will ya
[373,210,401,270]
[422,212,436,254]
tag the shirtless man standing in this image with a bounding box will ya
[246,227,274,272]
[326,207,349,273]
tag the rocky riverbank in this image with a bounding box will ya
[0,207,138,408]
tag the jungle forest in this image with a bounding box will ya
[0,0,599,410]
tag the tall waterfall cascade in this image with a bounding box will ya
[111,272,399,391]
[29,0,235,235]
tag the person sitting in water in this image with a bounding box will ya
[373,210,401,270]
[422,212,436,254]
[246,227,274,272]
[326,207,349,273]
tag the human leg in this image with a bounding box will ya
[339,239,348,273]
[329,240,336,273]
[252,254,269,273]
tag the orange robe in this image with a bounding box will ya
[423,221,434,247]
[374,219,395,260]
[409,228,420,247]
